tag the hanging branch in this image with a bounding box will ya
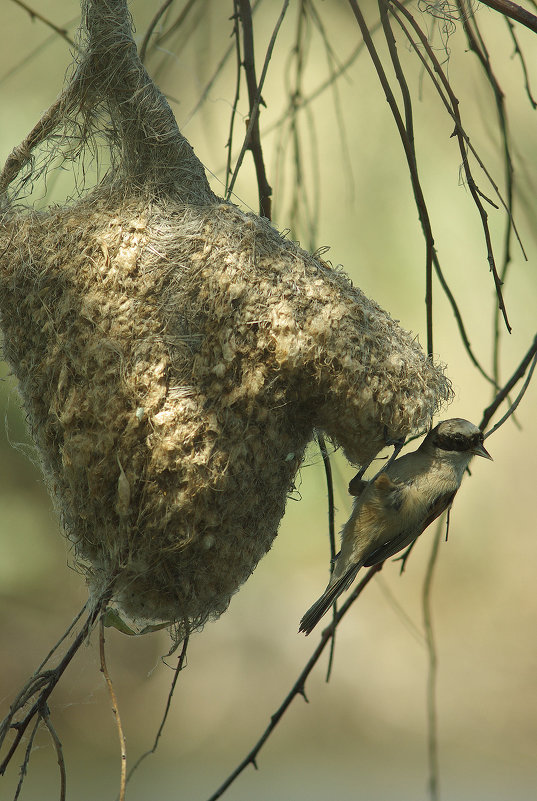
[139,0,177,64]
[456,0,518,341]
[0,598,105,779]
[348,0,446,355]
[316,432,338,680]
[41,705,66,801]
[12,717,40,801]
[480,333,537,432]
[476,0,537,34]
[206,563,383,801]
[99,618,127,801]
[505,18,537,108]
[422,519,444,801]
[225,1,243,197]
[227,0,290,217]
[10,0,76,46]
[125,634,190,788]
[388,0,515,336]
[277,1,323,248]
[377,0,434,356]
[237,0,272,218]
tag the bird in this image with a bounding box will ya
[299,418,492,635]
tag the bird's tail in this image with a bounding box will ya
[299,564,360,635]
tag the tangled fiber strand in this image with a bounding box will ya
[0,0,452,641]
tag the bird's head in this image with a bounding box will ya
[421,418,492,462]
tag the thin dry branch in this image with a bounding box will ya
[235,0,274,218]
[316,431,338,681]
[348,0,437,353]
[139,0,176,64]
[388,0,515,335]
[206,564,383,801]
[476,0,537,33]
[225,2,243,197]
[481,333,537,433]
[422,518,444,801]
[226,0,290,212]
[10,0,76,46]
[0,600,104,778]
[13,716,39,801]
[41,705,66,801]
[505,18,537,108]
[125,635,189,788]
[99,618,127,801]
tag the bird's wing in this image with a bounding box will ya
[362,488,456,567]
[421,489,456,531]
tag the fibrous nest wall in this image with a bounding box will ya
[0,197,451,635]
[0,0,452,640]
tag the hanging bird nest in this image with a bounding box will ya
[0,0,452,641]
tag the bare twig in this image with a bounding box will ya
[10,0,75,46]
[481,334,537,434]
[225,2,243,197]
[476,0,537,34]
[390,0,515,334]
[422,518,444,801]
[378,0,434,354]
[206,564,383,801]
[184,0,263,128]
[0,600,103,776]
[41,705,66,801]
[139,0,177,64]
[505,18,537,107]
[348,0,439,354]
[13,716,40,801]
[125,635,190,787]
[226,0,290,212]
[316,432,338,681]
[99,618,127,801]
[235,0,273,218]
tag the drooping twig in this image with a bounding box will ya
[316,431,338,681]
[139,0,177,64]
[476,0,537,34]
[505,18,537,108]
[378,0,435,355]
[125,634,190,788]
[41,705,67,801]
[235,0,274,218]
[225,1,243,197]
[206,563,383,801]
[481,334,537,435]
[348,0,440,355]
[10,0,76,46]
[0,599,104,777]
[13,716,40,801]
[422,518,444,801]
[390,0,515,335]
[99,618,127,801]
[226,0,290,215]
[184,0,263,128]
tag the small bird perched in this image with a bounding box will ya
[299,418,492,635]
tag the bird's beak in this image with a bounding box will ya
[473,442,493,460]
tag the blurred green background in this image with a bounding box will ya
[1,1,536,799]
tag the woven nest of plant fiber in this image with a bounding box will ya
[0,0,452,640]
